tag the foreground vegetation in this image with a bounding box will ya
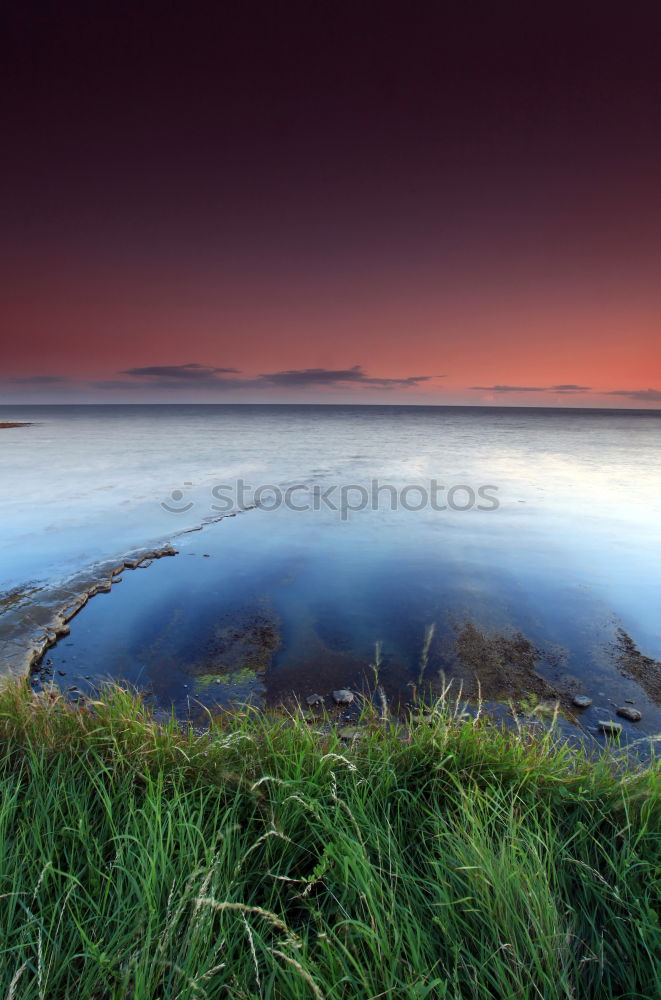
[0,683,659,999]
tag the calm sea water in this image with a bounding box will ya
[1,405,660,736]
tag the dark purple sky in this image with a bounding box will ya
[2,2,660,404]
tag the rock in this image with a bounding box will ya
[333,689,354,705]
[597,719,622,737]
[616,706,642,722]
[572,695,592,709]
[306,693,323,706]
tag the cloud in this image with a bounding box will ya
[120,364,240,380]
[258,365,439,388]
[469,385,547,392]
[91,363,442,393]
[469,384,590,393]
[550,384,591,393]
[605,388,661,402]
[92,363,247,392]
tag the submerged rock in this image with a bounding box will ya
[333,689,354,705]
[597,719,623,737]
[616,706,642,722]
[572,695,593,709]
[306,693,323,706]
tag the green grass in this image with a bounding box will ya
[0,682,658,999]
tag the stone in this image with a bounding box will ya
[616,706,642,722]
[597,719,622,737]
[333,689,354,705]
[306,693,323,706]
[572,695,592,709]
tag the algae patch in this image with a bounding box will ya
[183,603,281,706]
[189,606,280,678]
[614,629,661,702]
[193,667,263,703]
[451,622,569,710]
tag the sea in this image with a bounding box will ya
[1,404,660,740]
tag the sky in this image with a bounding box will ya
[1,2,660,406]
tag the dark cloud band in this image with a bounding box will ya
[470,384,591,393]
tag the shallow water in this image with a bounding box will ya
[2,404,660,739]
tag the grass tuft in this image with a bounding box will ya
[0,679,659,999]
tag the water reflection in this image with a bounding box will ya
[37,502,661,741]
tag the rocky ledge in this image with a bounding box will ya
[24,545,178,676]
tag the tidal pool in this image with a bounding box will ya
[34,502,661,743]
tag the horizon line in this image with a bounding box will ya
[2,401,660,413]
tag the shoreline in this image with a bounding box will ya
[7,544,179,678]
[0,508,250,679]
[29,589,660,751]
[14,545,659,744]
[0,510,657,742]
